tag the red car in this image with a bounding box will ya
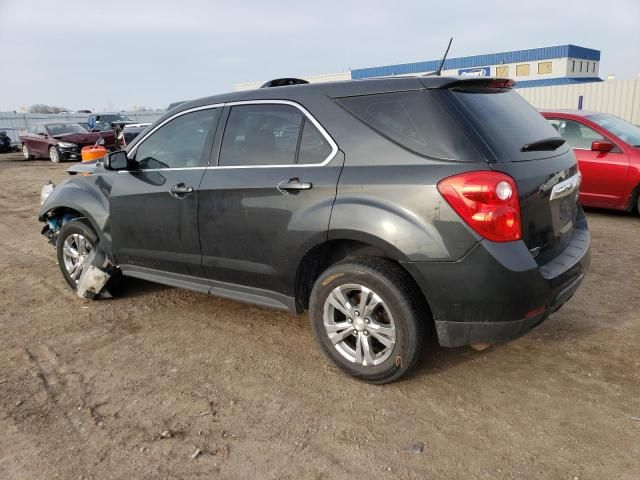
[19,123,116,163]
[542,110,640,213]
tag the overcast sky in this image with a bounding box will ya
[1,0,638,111]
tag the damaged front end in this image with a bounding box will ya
[40,210,79,246]
[39,182,117,299]
[76,247,115,300]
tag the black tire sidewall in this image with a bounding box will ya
[56,220,98,291]
[309,261,421,382]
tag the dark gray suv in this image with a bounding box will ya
[39,76,590,383]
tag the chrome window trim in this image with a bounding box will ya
[123,99,338,173]
[214,99,338,168]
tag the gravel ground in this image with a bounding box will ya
[0,152,639,479]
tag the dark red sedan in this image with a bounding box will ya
[19,123,116,163]
[542,110,640,213]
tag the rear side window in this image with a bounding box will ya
[298,119,332,164]
[337,91,481,161]
[451,89,566,161]
[220,104,303,166]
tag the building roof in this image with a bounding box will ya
[351,45,601,80]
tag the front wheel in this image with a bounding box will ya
[309,257,428,384]
[22,143,33,159]
[49,146,60,163]
[56,219,97,291]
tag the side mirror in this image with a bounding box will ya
[103,150,129,170]
[591,140,614,152]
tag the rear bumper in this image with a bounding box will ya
[403,215,590,347]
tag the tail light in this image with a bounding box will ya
[437,171,521,242]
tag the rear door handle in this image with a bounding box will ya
[170,183,194,198]
[276,177,313,194]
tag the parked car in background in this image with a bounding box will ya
[117,122,152,147]
[20,123,116,162]
[0,131,15,153]
[39,76,590,383]
[89,113,134,132]
[542,110,640,213]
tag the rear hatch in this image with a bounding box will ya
[441,80,580,264]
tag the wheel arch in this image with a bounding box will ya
[40,184,113,256]
[293,235,430,316]
[628,182,640,213]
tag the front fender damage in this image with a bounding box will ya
[77,246,114,299]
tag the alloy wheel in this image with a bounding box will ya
[62,233,92,283]
[22,144,29,159]
[50,147,60,163]
[322,283,396,366]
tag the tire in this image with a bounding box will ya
[22,143,33,159]
[56,219,98,292]
[309,257,428,384]
[49,146,61,163]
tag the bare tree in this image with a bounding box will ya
[28,104,68,114]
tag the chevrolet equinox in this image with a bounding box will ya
[39,76,590,383]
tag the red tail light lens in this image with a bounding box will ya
[437,171,521,242]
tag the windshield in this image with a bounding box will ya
[102,114,132,122]
[588,113,640,147]
[46,124,87,135]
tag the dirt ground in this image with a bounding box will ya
[0,152,638,480]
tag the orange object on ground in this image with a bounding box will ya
[81,145,108,162]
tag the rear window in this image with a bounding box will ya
[451,89,566,161]
[337,91,482,162]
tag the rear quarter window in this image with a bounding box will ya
[336,91,483,162]
[451,89,568,161]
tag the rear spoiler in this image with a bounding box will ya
[422,77,515,90]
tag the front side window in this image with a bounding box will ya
[133,108,219,170]
[547,118,605,149]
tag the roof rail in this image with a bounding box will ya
[260,78,309,88]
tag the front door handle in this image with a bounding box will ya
[170,183,194,198]
[276,177,313,194]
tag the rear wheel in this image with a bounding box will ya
[22,143,33,159]
[309,257,427,384]
[49,146,60,163]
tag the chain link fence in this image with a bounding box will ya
[0,111,166,146]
